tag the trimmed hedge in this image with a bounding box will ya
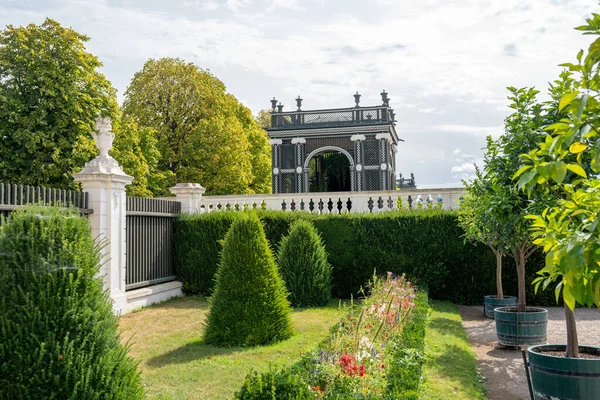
[277,219,332,307]
[174,210,555,305]
[0,206,143,399]
[203,214,293,346]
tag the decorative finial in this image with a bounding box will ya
[270,97,278,112]
[277,102,284,113]
[354,91,361,107]
[381,90,390,106]
[93,117,114,156]
[296,95,303,111]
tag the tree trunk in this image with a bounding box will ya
[515,247,526,312]
[564,303,579,358]
[496,249,503,299]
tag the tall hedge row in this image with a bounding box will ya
[174,210,554,305]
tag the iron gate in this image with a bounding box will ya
[126,197,181,291]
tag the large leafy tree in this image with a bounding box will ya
[122,58,270,196]
[0,19,118,189]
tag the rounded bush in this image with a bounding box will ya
[203,213,292,346]
[277,219,332,307]
[0,206,143,399]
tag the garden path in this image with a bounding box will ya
[459,306,600,400]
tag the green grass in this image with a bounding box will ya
[419,301,486,400]
[119,296,342,400]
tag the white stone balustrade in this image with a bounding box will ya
[197,187,465,214]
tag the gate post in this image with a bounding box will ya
[170,183,206,214]
[74,117,133,314]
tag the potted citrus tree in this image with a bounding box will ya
[482,87,549,347]
[458,166,516,318]
[516,14,600,398]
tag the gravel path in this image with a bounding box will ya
[459,306,600,400]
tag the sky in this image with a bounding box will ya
[0,0,597,188]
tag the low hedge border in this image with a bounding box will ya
[174,210,554,306]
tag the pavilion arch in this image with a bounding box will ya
[303,146,355,192]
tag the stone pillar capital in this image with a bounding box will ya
[350,134,366,142]
[291,137,306,144]
[170,183,206,214]
[269,139,283,145]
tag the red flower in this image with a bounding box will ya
[359,365,366,377]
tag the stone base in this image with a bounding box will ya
[125,281,184,313]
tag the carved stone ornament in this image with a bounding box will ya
[75,117,130,177]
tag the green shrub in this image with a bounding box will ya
[0,206,143,400]
[235,367,316,400]
[203,213,293,346]
[277,219,332,307]
[174,210,554,305]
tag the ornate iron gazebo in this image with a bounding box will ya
[267,91,401,194]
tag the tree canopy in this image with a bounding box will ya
[122,58,271,196]
[0,18,117,189]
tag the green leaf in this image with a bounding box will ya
[569,142,588,154]
[551,162,567,184]
[566,163,587,178]
[513,165,532,179]
[563,284,576,310]
[517,169,537,190]
[559,91,579,111]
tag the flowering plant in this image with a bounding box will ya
[303,272,417,398]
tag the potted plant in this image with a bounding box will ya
[517,14,600,399]
[458,166,516,318]
[481,87,548,347]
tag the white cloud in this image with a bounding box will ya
[0,0,595,187]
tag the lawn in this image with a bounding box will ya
[119,296,343,400]
[419,301,487,400]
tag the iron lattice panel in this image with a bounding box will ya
[363,139,379,166]
[364,170,380,191]
[280,144,296,169]
[302,110,354,124]
[304,137,354,158]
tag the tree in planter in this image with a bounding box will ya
[204,214,293,346]
[481,87,548,313]
[458,166,511,313]
[517,14,600,359]
[0,206,143,399]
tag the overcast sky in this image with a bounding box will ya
[1,0,597,188]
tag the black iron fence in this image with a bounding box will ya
[0,183,91,224]
[269,105,394,129]
[125,197,181,291]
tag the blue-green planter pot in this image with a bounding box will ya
[484,295,516,319]
[528,344,600,400]
[494,307,547,347]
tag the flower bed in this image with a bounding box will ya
[235,273,429,399]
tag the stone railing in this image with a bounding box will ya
[196,187,465,214]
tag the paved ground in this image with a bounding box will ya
[459,306,600,400]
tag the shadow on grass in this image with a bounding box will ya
[146,339,244,368]
[429,316,465,336]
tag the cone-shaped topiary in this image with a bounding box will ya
[277,219,332,307]
[0,206,143,399]
[204,213,293,346]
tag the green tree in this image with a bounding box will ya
[110,115,171,197]
[0,19,118,189]
[122,58,270,196]
[237,105,271,194]
[458,166,506,299]
[481,87,547,312]
[516,15,600,357]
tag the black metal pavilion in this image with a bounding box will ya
[267,91,401,194]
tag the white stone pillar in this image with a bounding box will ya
[169,183,206,214]
[74,117,133,315]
